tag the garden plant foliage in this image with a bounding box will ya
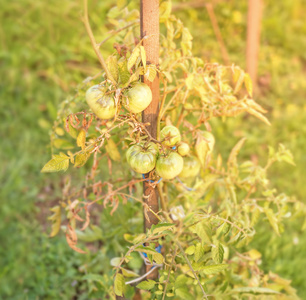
[1,0,306,299]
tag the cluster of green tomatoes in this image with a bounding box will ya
[86,82,213,181]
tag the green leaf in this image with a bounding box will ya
[127,47,140,70]
[136,279,156,290]
[199,264,228,275]
[190,221,212,244]
[185,245,195,255]
[194,242,204,262]
[83,273,104,285]
[135,245,159,255]
[211,241,224,264]
[152,252,164,264]
[121,268,139,278]
[53,139,75,150]
[41,154,69,173]
[110,257,121,267]
[151,222,175,234]
[231,287,280,295]
[114,273,125,297]
[264,208,280,236]
[216,222,231,238]
[175,287,194,300]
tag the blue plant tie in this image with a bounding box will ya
[142,174,163,184]
[176,177,194,191]
[172,146,177,150]
[142,245,162,258]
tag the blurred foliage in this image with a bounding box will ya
[0,0,305,298]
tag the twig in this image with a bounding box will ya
[176,241,208,300]
[125,266,161,285]
[82,0,116,85]
[98,21,140,47]
[162,247,177,300]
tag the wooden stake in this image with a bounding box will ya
[140,0,160,280]
[246,0,263,86]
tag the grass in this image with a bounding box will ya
[1,0,305,298]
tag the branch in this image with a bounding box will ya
[82,0,116,85]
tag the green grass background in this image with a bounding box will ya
[1,0,305,298]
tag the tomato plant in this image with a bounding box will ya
[41,0,303,299]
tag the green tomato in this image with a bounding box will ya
[86,85,116,119]
[156,152,184,179]
[160,125,181,147]
[179,156,201,178]
[126,142,158,174]
[177,142,190,156]
[124,83,152,114]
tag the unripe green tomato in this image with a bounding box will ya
[156,152,184,179]
[86,85,116,119]
[126,142,158,174]
[179,156,201,178]
[177,142,190,156]
[124,83,152,114]
[160,125,181,147]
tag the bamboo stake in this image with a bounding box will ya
[140,0,160,280]
[246,0,263,86]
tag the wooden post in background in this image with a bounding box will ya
[140,0,160,279]
[246,0,263,86]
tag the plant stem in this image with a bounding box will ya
[98,21,140,47]
[176,241,208,300]
[83,0,116,85]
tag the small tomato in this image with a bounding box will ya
[86,85,116,119]
[156,152,183,179]
[126,142,158,174]
[124,82,152,114]
[179,156,201,178]
[160,125,181,147]
[177,142,190,156]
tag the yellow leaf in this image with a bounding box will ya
[140,46,146,69]
[107,56,118,82]
[48,206,61,237]
[41,154,69,173]
[127,47,140,70]
[105,139,121,162]
[118,60,130,85]
[77,129,86,150]
[74,152,91,167]
[144,64,157,82]
[114,273,125,297]
[227,137,247,167]
[159,1,172,23]
[244,73,253,97]
[233,69,245,94]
